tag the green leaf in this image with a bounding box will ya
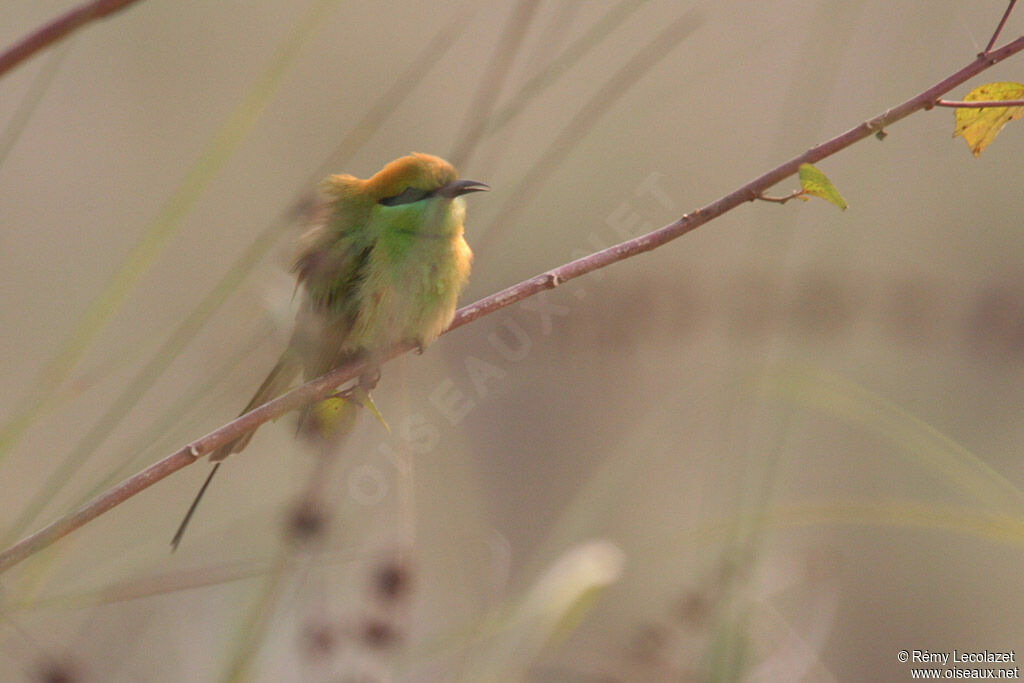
[953,82,1024,157]
[798,163,847,210]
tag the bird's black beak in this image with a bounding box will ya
[436,179,490,198]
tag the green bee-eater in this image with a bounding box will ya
[171,153,488,548]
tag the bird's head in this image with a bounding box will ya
[320,153,487,237]
[324,153,488,203]
[368,153,489,207]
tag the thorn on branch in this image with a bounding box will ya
[866,115,887,131]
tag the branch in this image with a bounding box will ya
[2,35,1023,575]
[935,99,1024,108]
[755,190,806,205]
[985,0,1017,54]
[0,0,144,79]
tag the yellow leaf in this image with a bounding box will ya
[798,163,847,210]
[953,82,1024,157]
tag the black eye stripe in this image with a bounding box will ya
[379,186,433,206]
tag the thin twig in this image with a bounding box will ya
[0,0,143,79]
[756,190,806,205]
[985,0,1018,54]
[1,35,1023,575]
[0,1,471,548]
[935,98,1024,108]
[0,0,341,474]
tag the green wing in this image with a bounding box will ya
[291,221,374,379]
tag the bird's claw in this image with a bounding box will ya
[358,365,381,391]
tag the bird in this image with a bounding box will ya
[171,153,488,549]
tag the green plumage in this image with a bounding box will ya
[171,153,486,549]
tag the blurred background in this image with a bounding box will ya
[1,1,1023,680]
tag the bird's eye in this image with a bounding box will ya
[379,186,432,206]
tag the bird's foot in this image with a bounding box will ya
[358,364,381,391]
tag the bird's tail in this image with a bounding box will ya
[209,352,301,461]
[171,351,300,550]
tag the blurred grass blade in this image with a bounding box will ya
[464,541,624,682]
[6,558,273,612]
[665,502,1024,556]
[475,8,702,255]
[222,552,292,682]
[14,324,271,545]
[0,40,71,167]
[483,0,651,140]
[1,222,285,540]
[765,365,1024,512]
[2,3,475,542]
[0,0,342,464]
[449,0,541,168]
[290,2,477,217]
[767,500,1024,546]
[88,326,273,489]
